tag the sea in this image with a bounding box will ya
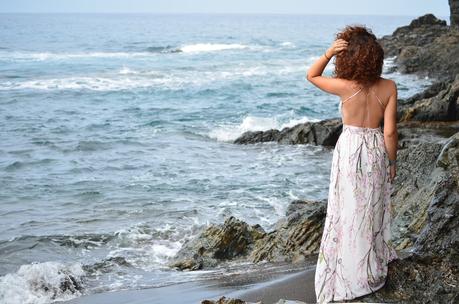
[0,13,434,303]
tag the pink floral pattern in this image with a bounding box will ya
[314,124,399,303]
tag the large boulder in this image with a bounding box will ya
[168,216,266,271]
[388,142,444,249]
[250,199,326,264]
[414,132,459,255]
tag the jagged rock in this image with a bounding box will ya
[400,80,449,106]
[234,118,342,146]
[378,14,448,57]
[389,142,444,250]
[233,128,281,144]
[378,13,459,82]
[398,72,459,122]
[414,132,459,255]
[250,199,326,264]
[168,216,266,270]
[201,296,249,304]
[450,0,459,28]
[352,253,458,304]
[390,131,459,250]
[168,199,327,271]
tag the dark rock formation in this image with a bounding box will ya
[169,200,326,270]
[450,0,459,28]
[388,142,444,250]
[378,13,459,82]
[234,118,342,146]
[398,75,459,122]
[352,254,458,303]
[168,216,266,270]
[201,297,246,304]
[378,14,448,57]
[250,199,326,264]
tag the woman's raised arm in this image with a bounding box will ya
[306,38,348,96]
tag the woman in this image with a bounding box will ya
[306,25,399,303]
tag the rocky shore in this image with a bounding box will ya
[167,11,459,304]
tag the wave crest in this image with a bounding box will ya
[208,115,319,142]
[0,262,85,304]
[179,43,249,53]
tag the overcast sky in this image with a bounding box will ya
[0,0,450,17]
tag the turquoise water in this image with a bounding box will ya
[0,13,432,303]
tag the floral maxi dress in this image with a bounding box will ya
[314,124,399,303]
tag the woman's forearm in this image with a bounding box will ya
[306,48,333,79]
[384,131,398,161]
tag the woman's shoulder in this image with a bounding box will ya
[378,77,397,89]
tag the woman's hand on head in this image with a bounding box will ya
[327,39,348,57]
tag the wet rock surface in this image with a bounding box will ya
[233,118,342,147]
[378,14,458,82]
[168,216,266,270]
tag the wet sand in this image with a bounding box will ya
[64,262,317,304]
[229,266,317,303]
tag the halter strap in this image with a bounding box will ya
[341,87,363,104]
[370,88,385,109]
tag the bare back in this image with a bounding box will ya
[339,78,391,128]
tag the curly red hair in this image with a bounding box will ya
[333,25,384,87]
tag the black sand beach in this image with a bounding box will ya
[64,261,317,304]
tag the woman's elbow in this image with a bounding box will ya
[384,129,397,138]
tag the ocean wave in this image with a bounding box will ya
[0,61,306,91]
[0,262,85,304]
[179,43,250,53]
[144,45,181,54]
[0,51,153,62]
[0,76,170,91]
[2,224,189,268]
[0,43,257,62]
[208,115,320,142]
[280,41,295,48]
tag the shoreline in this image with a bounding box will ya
[63,260,317,304]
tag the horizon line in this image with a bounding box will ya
[0,11,448,18]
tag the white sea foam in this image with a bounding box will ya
[280,41,295,48]
[0,51,152,62]
[0,76,172,91]
[109,224,186,270]
[118,66,139,75]
[208,115,319,142]
[179,43,250,53]
[0,60,307,91]
[0,262,85,304]
[0,45,250,61]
